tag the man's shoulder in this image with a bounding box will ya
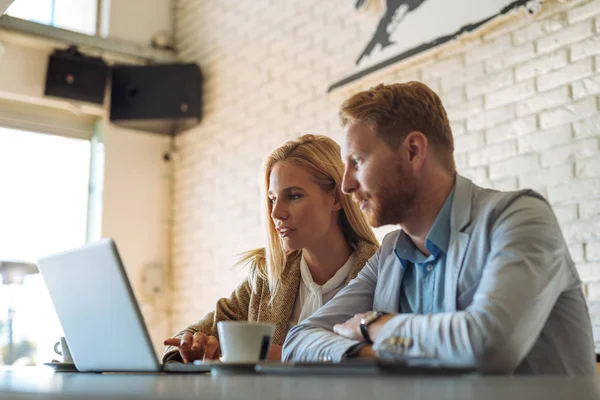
[467,180,554,231]
[378,229,403,256]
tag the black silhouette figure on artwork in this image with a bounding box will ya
[355,0,428,64]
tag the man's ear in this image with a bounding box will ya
[404,131,428,169]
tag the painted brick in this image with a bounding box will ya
[548,179,600,204]
[577,263,600,282]
[520,165,574,191]
[571,35,600,62]
[438,37,484,58]
[467,104,517,131]
[577,159,600,178]
[485,80,536,109]
[561,218,600,244]
[589,303,600,327]
[589,282,600,303]
[539,97,598,129]
[465,35,512,64]
[541,138,600,168]
[580,199,600,219]
[587,242,600,261]
[486,116,538,145]
[454,131,485,153]
[572,74,600,100]
[488,177,519,191]
[569,243,585,263]
[440,62,485,93]
[489,154,540,180]
[450,120,466,136]
[421,54,464,80]
[468,140,518,167]
[455,152,468,170]
[443,88,466,108]
[573,114,600,138]
[536,58,594,92]
[460,166,488,183]
[466,69,514,99]
[516,49,569,82]
[512,15,568,46]
[446,97,484,121]
[568,0,600,24]
[537,20,594,54]
[517,124,573,153]
[553,204,579,224]
[485,42,536,73]
[516,86,571,117]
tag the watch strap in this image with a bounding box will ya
[360,311,386,344]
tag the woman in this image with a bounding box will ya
[163,134,378,362]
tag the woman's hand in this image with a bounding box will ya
[163,331,220,363]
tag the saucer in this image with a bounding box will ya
[43,362,78,372]
[193,360,257,375]
[193,360,257,367]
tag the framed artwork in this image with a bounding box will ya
[329,0,539,91]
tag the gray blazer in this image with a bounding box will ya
[283,174,596,374]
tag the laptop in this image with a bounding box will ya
[37,238,213,373]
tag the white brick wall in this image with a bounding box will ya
[171,0,600,349]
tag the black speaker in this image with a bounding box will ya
[44,47,109,105]
[110,63,203,135]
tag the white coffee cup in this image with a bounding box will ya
[53,337,73,363]
[217,321,275,363]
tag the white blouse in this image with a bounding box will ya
[289,252,356,328]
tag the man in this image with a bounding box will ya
[282,82,595,374]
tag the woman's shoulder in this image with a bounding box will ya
[356,238,379,260]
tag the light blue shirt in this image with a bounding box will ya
[395,186,455,314]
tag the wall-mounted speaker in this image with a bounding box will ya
[110,63,203,135]
[44,47,109,105]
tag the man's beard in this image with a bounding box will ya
[363,161,416,227]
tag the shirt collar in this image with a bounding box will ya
[299,252,355,295]
[394,184,456,266]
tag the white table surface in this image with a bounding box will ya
[1,366,600,400]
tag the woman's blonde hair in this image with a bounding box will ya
[238,134,378,300]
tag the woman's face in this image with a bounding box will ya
[268,162,341,251]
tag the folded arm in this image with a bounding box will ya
[282,250,380,362]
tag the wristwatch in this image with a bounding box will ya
[359,311,387,344]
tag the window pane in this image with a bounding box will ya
[0,128,90,261]
[0,127,90,365]
[6,0,52,25]
[54,0,97,36]
[6,0,98,36]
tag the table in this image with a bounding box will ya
[1,366,599,400]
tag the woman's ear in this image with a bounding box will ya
[331,191,343,212]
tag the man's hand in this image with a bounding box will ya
[333,313,366,341]
[357,345,377,359]
[333,312,396,343]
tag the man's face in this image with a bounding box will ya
[341,122,417,227]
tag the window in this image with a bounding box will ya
[0,125,96,365]
[6,0,98,36]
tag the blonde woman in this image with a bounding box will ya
[163,134,378,363]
